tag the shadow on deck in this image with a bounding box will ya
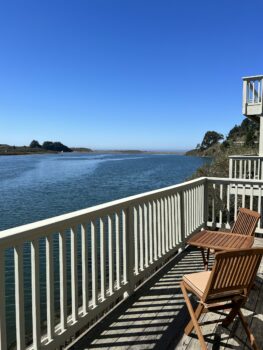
[69,239,263,350]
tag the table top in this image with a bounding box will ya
[187,230,254,251]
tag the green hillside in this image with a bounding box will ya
[187,118,259,178]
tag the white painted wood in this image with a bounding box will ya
[0,249,6,350]
[219,184,223,226]
[180,191,185,246]
[122,210,128,285]
[153,201,157,261]
[31,240,41,349]
[229,158,233,178]
[226,183,230,228]
[212,184,216,226]
[157,199,161,258]
[133,207,139,275]
[143,204,149,267]
[81,223,88,315]
[100,218,106,300]
[59,231,67,331]
[171,195,175,247]
[242,184,245,207]
[91,221,98,307]
[115,213,120,289]
[139,205,144,271]
[148,202,153,264]
[125,206,135,295]
[71,226,78,323]
[46,235,54,342]
[164,197,168,252]
[108,215,114,295]
[14,245,25,350]
[161,198,165,255]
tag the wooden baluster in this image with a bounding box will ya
[0,249,6,349]
[100,218,106,299]
[81,223,89,315]
[71,226,78,322]
[59,231,67,331]
[91,220,98,307]
[14,245,25,350]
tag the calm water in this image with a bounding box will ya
[0,153,209,347]
[0,153,209,231]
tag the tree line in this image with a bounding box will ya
[29,140,72,152]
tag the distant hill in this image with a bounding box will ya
[186,118,259,178]
[186,118,259,157]
[0,140,73,155]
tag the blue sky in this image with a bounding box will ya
[1,0,263,151]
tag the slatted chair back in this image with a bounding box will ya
[231,207,260,236]
[202,248,263,302]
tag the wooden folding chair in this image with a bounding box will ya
[202,207,261,269]
[230,207,261,236]
[181,248,263,350]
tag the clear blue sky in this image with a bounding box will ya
[1,0,263,151]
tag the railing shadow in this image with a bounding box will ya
[68,247,206,349]
[68,248,263,350]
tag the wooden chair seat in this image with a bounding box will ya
[183,271,243,300]
[183,271,211,297]
[181,248,263,350]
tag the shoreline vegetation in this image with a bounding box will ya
[186,118,259,179]
[0,140,186,156]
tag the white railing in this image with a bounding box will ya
[229,155,263,180]
[1,175,263,350]
[0,177,206,350]
[206,177,263,233]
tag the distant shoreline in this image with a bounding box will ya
[0,149,187,156]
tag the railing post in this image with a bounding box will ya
[203,178,209,229]
[179,190,186,251]
[0,249,6,349]
[229,158,233,178]
[124,205,135,297]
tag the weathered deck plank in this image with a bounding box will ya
[68,238,263,350]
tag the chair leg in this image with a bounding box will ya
[222,297,244,327]
[238,309,259,350]
[200,248,209,271]
[185,302,204,336]
[181,282,207,349]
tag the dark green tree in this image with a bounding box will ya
[29,140,41,148]
[200,131,224,150]
[42,141,72,152]
[245,128,256,147]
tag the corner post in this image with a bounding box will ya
[203,178,209,229]
[259,117,263,156]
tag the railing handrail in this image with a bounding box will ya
[228,155,260,159]
[207,177,263,185]
[0,177,206,247]
[243,75,263,81]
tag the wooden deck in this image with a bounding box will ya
[69,238,263,350]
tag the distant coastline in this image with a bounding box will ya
[0,144,187,156]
